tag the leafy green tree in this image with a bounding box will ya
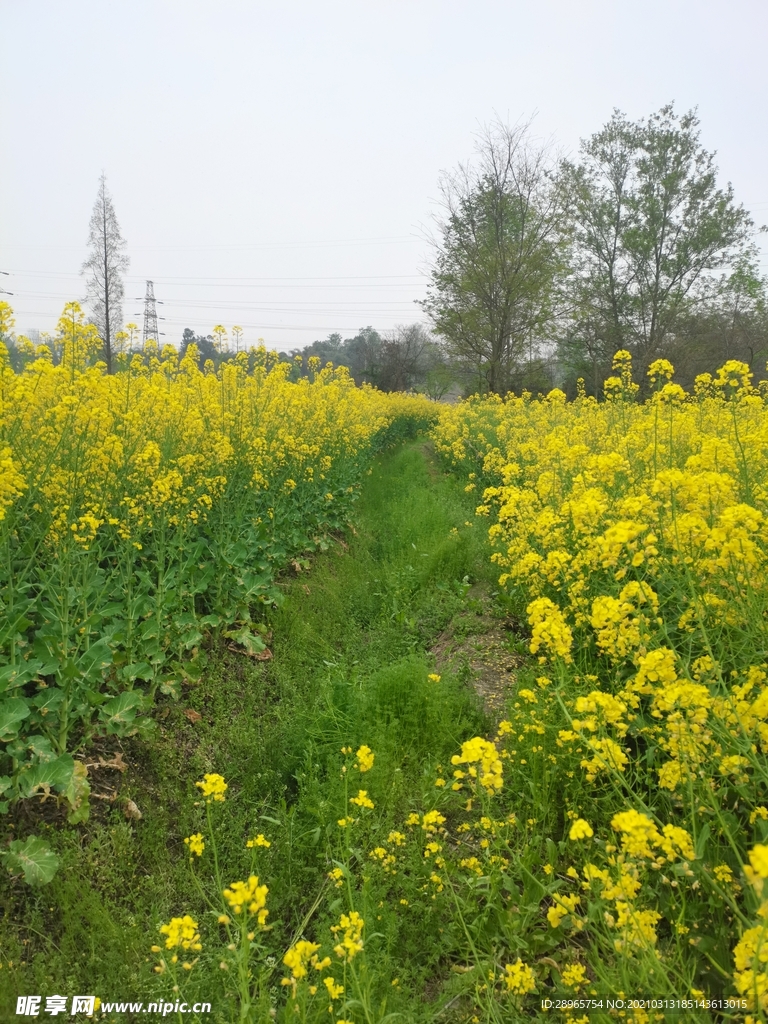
[300,325,456,395]
[422,343,456,400]
[560,105,754,386]
[422,120,567,394]
[301,332,344,371]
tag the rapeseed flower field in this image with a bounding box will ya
[137,352,768,1021]
[2,332,768,1023]
[429,352,768,1019]
[0,332,435,820]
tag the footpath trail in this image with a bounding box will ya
[1,441,525,1023]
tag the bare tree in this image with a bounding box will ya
[379,323,431,391]
[422,120,568,394]
[82,174,129,373]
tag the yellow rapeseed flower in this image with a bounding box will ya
[324,976,344,1000]
[330,910,364,961]
[502,959,536,994]
[354,745,375,772]
[569,819,594,841]
[222,875,269,925]
[282,940,321,980]
[246,834,271,848]
[747,844,768,879]
[195,773,227,802]
[158,915,202,952]
[183,833,205,857]
[328,867,345,887]
[349,789,374,809]
[561,963,588,990]
[451,737,503,793]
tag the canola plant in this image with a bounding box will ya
[0,335,435,817]
[430,352,768,1015]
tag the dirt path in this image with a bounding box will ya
[431,583,525,717]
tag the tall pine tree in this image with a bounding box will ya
[82,174,129,373]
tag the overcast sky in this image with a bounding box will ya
[2,0,766,351]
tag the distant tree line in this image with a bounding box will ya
[177,323,456,399]
[295,324,454,398]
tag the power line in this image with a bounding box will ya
[0,235,419,253]
[2,268,427,282]
[10,290,425,304]
[14,289,421,308]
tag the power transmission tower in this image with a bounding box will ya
[142,280,160,349]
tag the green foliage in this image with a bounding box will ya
[10,434,760,1020]
[559,104,756,393]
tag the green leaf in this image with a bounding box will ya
[0,660,43,694]
[2,836,60,885]
[174,612,198,628]
[60,658,80,679]
[32,687,65,715]
[85,688,109,706]
[178,628,203,650]
[0,697,31,742]
[4,738,27,761]
[122,661,154,682]
[178,659,203,683]
[520,864,546,903]
[102,689,144,720]
[132,716,157,740]
[223,625,266,655]
[100,690,145,734]
[76,639,113,683]
[238,571,273,600]
[158,678,181,700]
[695,823,711,860]
[18,754,75,798]
[24,735,56,761]
[0,612,35,648]
[32,634,63,675]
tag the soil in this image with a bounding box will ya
[431,583,526,719]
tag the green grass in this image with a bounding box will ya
[0,442,499,1022]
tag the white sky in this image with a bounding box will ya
[2,0,767,351]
